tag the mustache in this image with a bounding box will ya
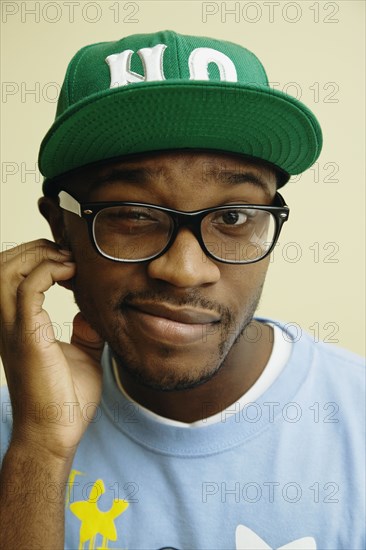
[116,290,232,323]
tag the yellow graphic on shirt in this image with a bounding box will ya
[69,478,129,549]
[66,469,85,508]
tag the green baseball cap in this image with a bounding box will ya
[39,30,322,193]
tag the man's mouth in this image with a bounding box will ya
[124,302,221,345]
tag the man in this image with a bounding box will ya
[0,30,364,550]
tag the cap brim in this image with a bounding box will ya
[39,80,322,182]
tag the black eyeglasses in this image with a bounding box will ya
[58,190,289,264]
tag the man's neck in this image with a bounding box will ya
[115,321,274,423]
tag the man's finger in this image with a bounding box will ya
[0,241,73,323]
[7,260,75,327]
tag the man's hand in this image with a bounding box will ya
[0,238,104,461]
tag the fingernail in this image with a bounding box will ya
[62,261,75,267]
[59,249,72,255]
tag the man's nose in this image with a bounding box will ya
[147,228,221,288]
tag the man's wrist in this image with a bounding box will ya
[2,438,75,481]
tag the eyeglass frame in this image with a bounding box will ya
[58,190,290,265]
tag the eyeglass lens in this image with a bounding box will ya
[93,205,276,263]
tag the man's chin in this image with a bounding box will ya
[112,349,225,393]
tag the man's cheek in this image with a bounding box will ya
[73,244,100,265]
[70,278,114,343]
[66,222,98,264]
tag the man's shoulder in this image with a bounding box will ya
[259,317,365,391]
[262,317,364,365]
[0,384,12,462]
[303,335,365,400]
[1,383,11,411]
[312,337,364,370]
[272,319,365,410]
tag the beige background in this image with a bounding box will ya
[1,0,365,386]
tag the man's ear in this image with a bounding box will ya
[38,196,69,248]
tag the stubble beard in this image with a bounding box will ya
[72,284,264,392]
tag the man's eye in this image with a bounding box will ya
[213,210,249,226]
[109,208,157,222]
[126,211,153,221]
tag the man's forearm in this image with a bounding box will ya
[0,443,73,549]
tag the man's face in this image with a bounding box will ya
[54,150,277,391]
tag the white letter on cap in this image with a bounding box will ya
[189,48,237,82]
[106,44,167,88]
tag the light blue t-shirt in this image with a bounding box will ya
[1,320,365,549]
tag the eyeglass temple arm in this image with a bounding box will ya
[58,189,289,215]
[274,192,288,208]
[58,191,82,216]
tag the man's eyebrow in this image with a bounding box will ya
[89,167,156,190]
[88,167,274,198]
[207,169,274,199]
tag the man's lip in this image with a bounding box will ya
[126,303,221,324]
